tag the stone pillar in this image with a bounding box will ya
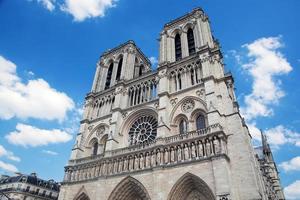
[181,31,189,58]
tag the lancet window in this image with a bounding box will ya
[116,57,123,81]
[169,62,203,93]
[91,95,115,119]
[187,28,196,55]
[128,79,158,107]
[179,119,188,134]
[105,62,113,89]
[175,33,182,61]
[92,141,98,156]
[196,114,206,130]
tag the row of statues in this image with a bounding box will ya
[65,136,225,182]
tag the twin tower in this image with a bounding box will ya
[59,8,284,200]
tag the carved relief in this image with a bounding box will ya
[181,99,195,113]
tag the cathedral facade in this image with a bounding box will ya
[58,8,284,200]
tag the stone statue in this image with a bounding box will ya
[156,149,161,165]
[151,152,156,167]
[198,141,203,157]
[213,138,220,154]
[164,148,169,164]
[140,154,144,169]
[118,158,123,172]
[147,152,151,168]
[170,148,175,163]
[134,155,139,170]
[177,146,182,162]
[123,157,128,171]
[206,140,211,156]
[191,143,196,158]
[184,144,189,160]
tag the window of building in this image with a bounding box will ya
[139,65,144,76]
[196,114,206,130]
[116,58,123,81]
[42,190,46,196]
[25,186,30,192]
[36,188,40,194]
[105,62,113,89]
[179,119,188,134]
[187,28,196,55]
[175,34,182,61]
[92,141,98,156]
[129,115,158,145]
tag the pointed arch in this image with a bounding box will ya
[167,173,215,200]
[105,62,114,89]
[116,57,123,81]
[187,28,196,55]
[73,186,90,200]
[175,33,182,61]
[108,176,151,200]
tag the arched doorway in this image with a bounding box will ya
[75,193,90,200]
[73,186,90,200]
[108,176,151,200]
[167,173,215,200]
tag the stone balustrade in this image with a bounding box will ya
[63,124,227,183]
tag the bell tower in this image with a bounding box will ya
[60,8,284,200]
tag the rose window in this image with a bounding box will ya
[128,116,158,145]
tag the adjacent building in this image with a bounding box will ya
[0,173,59,200]
[58,8,285,200]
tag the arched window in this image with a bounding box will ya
[92,142,98,156]
[196,114,206,130]
[179,119,188,134]
[116,57,123,81]
[139,65,144,76]
[175,34,182,61]
[105,63,113,89]
[187,28,196,55]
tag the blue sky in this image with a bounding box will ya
[0,0,299,199]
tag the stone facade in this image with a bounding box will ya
[59,8,285,200]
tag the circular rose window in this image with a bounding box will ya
[128,115,158,145]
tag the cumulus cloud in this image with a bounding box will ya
[42,150,58,155]
[61,0,116,22]
[240,36,292,121]
[0,55,74,121]
[280,156,300,172]
[284,180,300,200]
[6,123,72,147]
[0,145,20,162]
[265,125,300,148]
[37,0,56,11]
[0,161,18,173]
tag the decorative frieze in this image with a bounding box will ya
[64,124,227,183]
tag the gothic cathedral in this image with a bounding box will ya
[59,8,285,200]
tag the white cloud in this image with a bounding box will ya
[6,123,72,147]
[280,156,300,172]
[240,36,292,121]
[248,123,262,142]
[0,160,18,173]
[37,0,56,11]
[0,55,74,121]
[0,145,20,162]
[149,56,158,66]
[265,125,300,148]
[61,0,116,22]
[42,150,58,155]
[284,180,300,200]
